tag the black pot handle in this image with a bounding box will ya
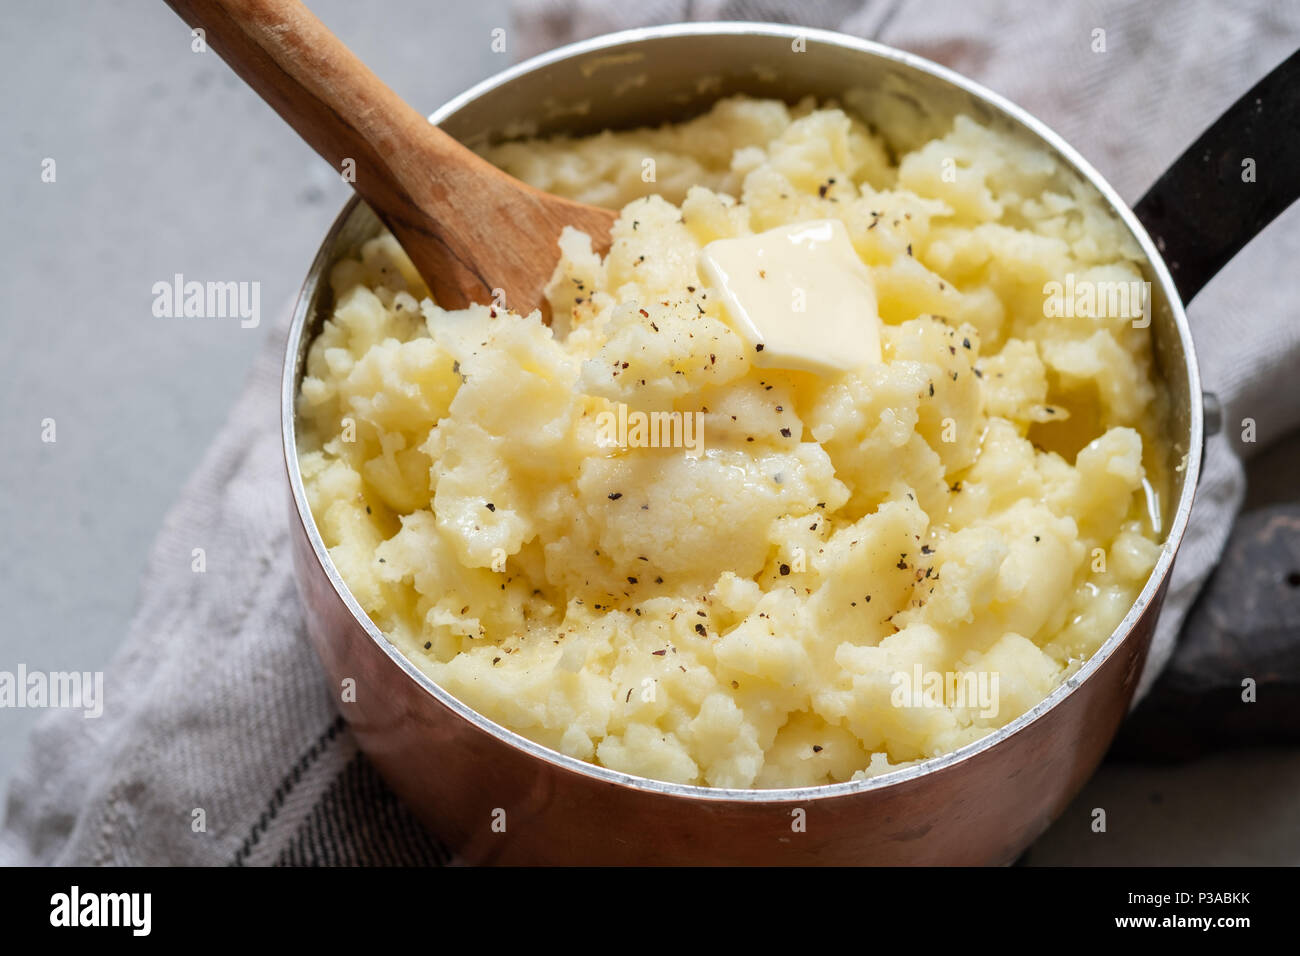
[1134,48,1300,305]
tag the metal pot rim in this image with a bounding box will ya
[280,21,1203,803]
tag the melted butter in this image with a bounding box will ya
[698,219,882,375]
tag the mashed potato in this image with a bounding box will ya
[296,97,1169,788]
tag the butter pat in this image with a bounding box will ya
[698,219,882,375]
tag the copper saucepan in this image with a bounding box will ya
[280,23,1299,865]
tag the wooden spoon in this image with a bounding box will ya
[163,0,617,316]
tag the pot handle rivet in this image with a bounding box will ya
[1203,392,1223,437]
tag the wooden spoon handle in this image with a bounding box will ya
[162,0,533,306]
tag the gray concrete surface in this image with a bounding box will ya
[0,0,1294,866]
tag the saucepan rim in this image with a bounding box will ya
[280,21,1203,804]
